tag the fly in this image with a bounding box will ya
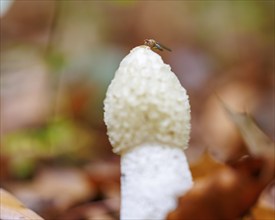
[144,39,172,52]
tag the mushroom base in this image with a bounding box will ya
[120,144,193,220]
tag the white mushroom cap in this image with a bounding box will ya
[104,46,191,155]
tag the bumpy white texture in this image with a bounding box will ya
[120,144,193,220]
[104,46,191,154]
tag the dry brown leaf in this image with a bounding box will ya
[8,167,96,218]
[252,203,275,220]
[190,153,226,179]
[0,188,44,220]
[59,200,118,220]
[200,83,259,162]
[167,105,274,220]
[221,101,275,163]
[167,157,270,220]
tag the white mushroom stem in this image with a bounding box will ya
[121,144,192,219]
[104,46,193,219]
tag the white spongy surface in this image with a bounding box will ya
[104,46,191,154]
[120,144,193,220]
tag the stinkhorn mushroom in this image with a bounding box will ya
[104,43,193,219]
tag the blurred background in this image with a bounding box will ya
[0,1,274,219]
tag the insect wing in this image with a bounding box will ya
[156,42,172,52]
[154,44,163,51]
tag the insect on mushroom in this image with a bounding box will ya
[144,39,172,52]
